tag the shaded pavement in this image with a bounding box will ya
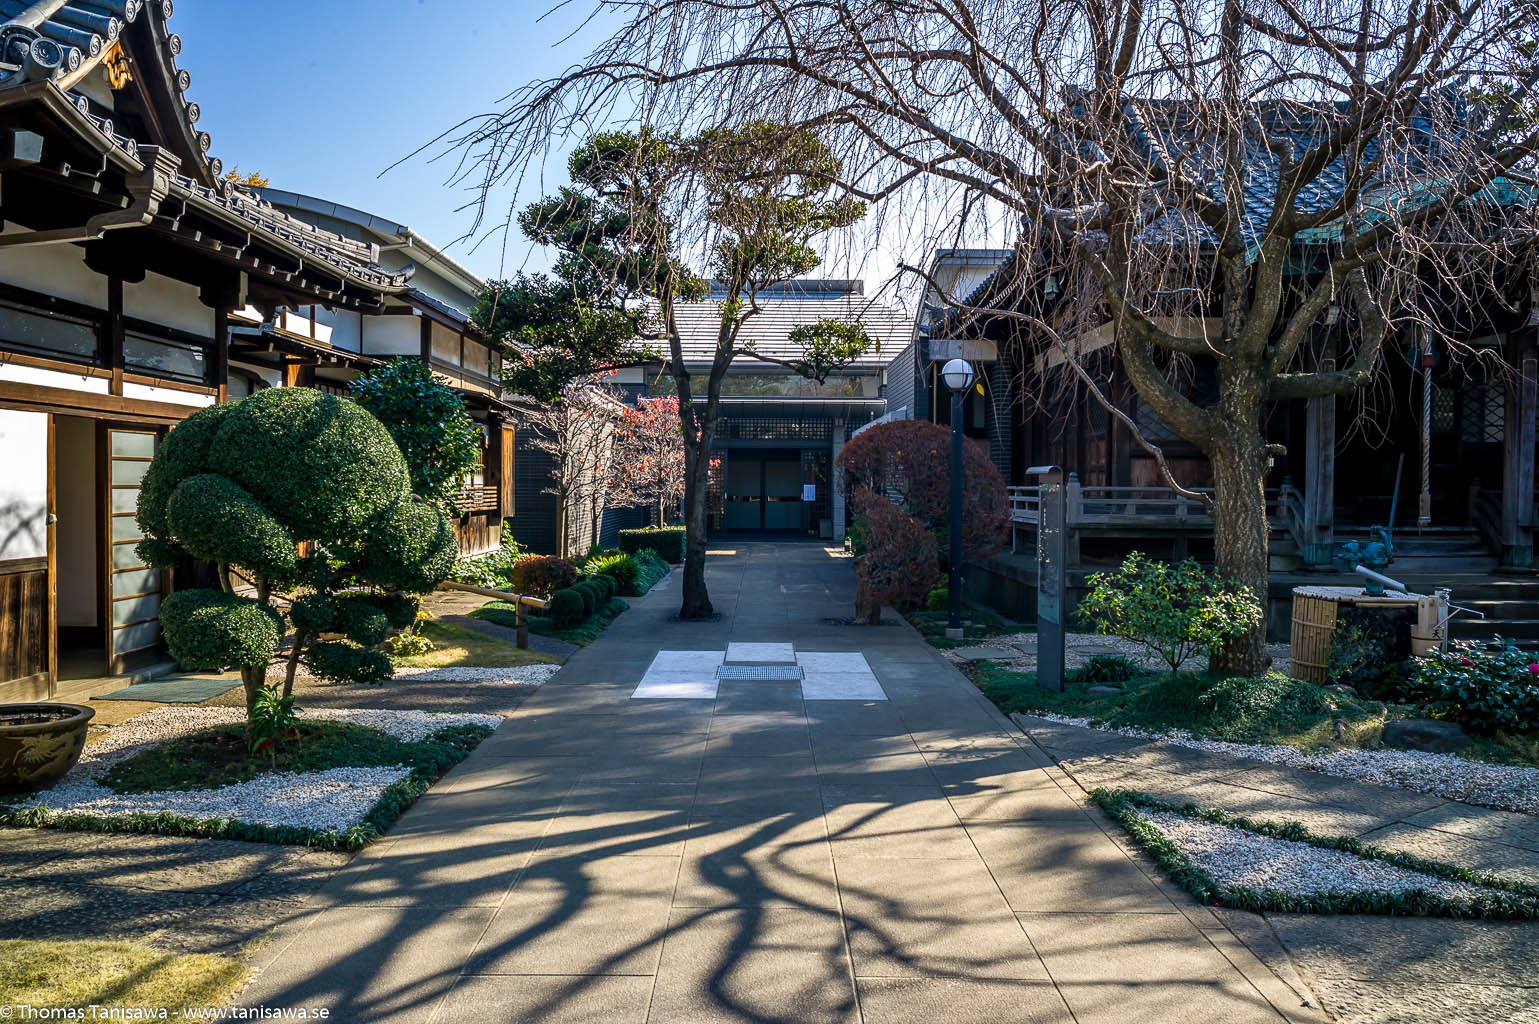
[242,542,1317,1023]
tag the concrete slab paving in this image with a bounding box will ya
[242,543,1320,1022]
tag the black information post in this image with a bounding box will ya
[1027,465,1066,692]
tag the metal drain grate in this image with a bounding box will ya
[716,665,804,681]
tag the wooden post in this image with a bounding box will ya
[516,602,529,649]
[1501,333,1537,567]
[1303,342,1336,565]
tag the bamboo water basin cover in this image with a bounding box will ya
[1287,586,1423,683]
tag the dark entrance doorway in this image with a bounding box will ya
[725,451,804,532]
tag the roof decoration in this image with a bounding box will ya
[0,1,225,186]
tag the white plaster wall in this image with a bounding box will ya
[54,416,97,627]
[120,382,215,408]
[124,272,215,338]
[362,315,420,357]
[0,409,48,560]
[312,307,361,352]
[0,362,110,394]
[230,360,282,389]
[0,234,106,309]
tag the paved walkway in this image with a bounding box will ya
[1015,714,1539,1024]
[242,543,1314,1023]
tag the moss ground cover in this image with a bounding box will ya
[474,596,629,647]
[392,619,562,669]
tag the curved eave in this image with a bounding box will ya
[0,79,145,173]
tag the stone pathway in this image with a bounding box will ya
[240,543,1318,1023]
[1013,713,1539,1024]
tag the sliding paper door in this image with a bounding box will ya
[104,428,161,675]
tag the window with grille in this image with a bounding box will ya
[0,300,99,363]
[1460,384,1504,444]
[1430,387,1457,434]
[124,331,208,384]
[718,416,833,441]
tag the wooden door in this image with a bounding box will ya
[103,428,162,676]
[0,409,51,700]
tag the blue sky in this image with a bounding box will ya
[173,0,611,283]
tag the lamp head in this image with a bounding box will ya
[941,357,975,393]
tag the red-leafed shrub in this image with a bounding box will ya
[850,487,940,620]
[509,555,579,599]
[839,419,1008,565]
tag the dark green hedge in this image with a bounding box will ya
[548,588,586,628]
[619,527,685,562]
[159,589,283,672]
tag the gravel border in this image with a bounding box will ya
[1093,788,1539,919]
[7,706,500,835]
[267,664,562,685]
[1027,711,1539,815]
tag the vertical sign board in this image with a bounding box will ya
[1027,466,1066,692]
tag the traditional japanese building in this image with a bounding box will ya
[638,279,908,539]
[0,1,513,700]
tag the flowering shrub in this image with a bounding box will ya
[509,555,579,599]
[1410,639,1539,734]
[1078,553,1263,674]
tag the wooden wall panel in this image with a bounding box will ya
[0,559,48,688]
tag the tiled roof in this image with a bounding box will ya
[671,293,912,370]
[0,0,412,294]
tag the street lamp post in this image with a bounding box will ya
[942,358,975,640]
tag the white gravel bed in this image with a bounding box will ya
[1028,711,1539,815]
[946,631,1292,672]
[267,664,561,685]
[1139,809,1501,902]
[8,706,500,834]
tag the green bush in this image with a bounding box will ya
[586,572,617,602]
[509,555,579,599]
[1078,553,1262,674]
[163,473,298,581]
[1197,673,1329,740]
[288,592,337,634]
[449,523,525,588]
[1410,639,1539,734]
[586,552,640,593]
[619,526,685,562]
[1068,655,1144,684]
[356,499,458,594]
[548,588,586,628]
[305,641,392,685]
[572,580,600,617]
[924,586,949,612]
[350,357,483,506]
[333,597,390,648]
[631,548,671,594]
[160,590,283,673]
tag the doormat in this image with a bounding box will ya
[94,677,241,704]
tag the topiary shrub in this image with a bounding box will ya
[350,357,483,508]
[509,554,579,599]
[1196,673,1330,740]
[571,580,599,618]
[618,526,685,563]
[586,572,617,602]
[548,588,586,628]
[925,586,949,611]
[160,590,283,672]
[137,387,457,715]
[1409,638,1539,734]
[306,641,393,685]
[1078,553,1263,675]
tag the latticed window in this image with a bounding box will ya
[717,416,833,441]
[1430,387,1457,434]
[1459,384,1503,444]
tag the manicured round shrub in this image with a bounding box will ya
[206,387,408,543]
[571,581,598,618]
[333,598,390,647]
[356,499,458,593]
[548,588,585,628]
[373,593,419,629]
[166,473,298,581]
[509,555,579,599]
[160,589,282,672]
[587,573,617,602]
[137,402,234,537]
[288,592,337,633]
[305,641,391,684]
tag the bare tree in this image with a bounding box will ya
[527,382,623,560]
[451,0,1539,671]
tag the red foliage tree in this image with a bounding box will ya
[850,486,939,621]
[839,419,1009,566]
[608,396,686,525]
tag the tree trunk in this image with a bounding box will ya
[1208,415,1272,676]
[240,665,266,715]
[678,434,714,618]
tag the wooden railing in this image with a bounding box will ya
[1007,478,1286,531]
[1274,480,1309,557]
[456,484,499,514]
